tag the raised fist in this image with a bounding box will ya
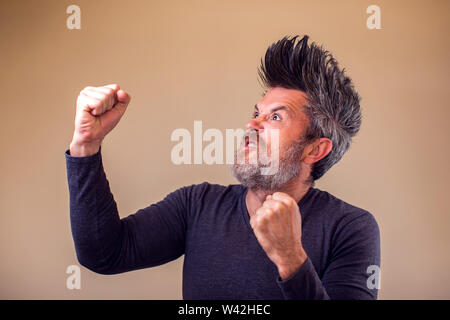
[70,84,131,156]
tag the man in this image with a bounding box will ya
[65,35,380,299]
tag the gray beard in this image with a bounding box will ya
[229,138,307,192]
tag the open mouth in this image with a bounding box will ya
[244,136,257,149]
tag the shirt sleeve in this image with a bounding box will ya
[65,148,188,275]
[276,212,381,300]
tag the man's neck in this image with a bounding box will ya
[245,181,312,219]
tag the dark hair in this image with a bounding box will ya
[258,35,362,181]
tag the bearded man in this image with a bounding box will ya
[65,35,380,299]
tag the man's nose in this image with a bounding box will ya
[246,116,265,131]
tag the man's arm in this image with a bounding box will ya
[276,212,381,300]
[251,191,380,300]
[66,84,188,274]
[66,147,188,274]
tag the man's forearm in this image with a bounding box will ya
[65,147,122,273]
[277,257,330,300]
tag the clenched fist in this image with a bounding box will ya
[250,192,308,280]
[69,84,131,156]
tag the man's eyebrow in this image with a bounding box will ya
[254,104,290,114]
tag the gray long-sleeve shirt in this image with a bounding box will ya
[65,148,380,299]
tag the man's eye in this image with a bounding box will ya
[253,112,259,119]
[272,113,281,121]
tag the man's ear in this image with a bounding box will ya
[302,138,333,165]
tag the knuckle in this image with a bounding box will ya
[257,216,266,227]
[274,202,283,212]
[255,212,265,223]
[100,94,109,102]
[264,207,274,217]
[108,83,119,91]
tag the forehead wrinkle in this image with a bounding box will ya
[255,103,297,118]
[263,88,308,114]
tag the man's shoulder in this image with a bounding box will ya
[308,187,379,230]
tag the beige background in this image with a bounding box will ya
[0,0,449,299]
